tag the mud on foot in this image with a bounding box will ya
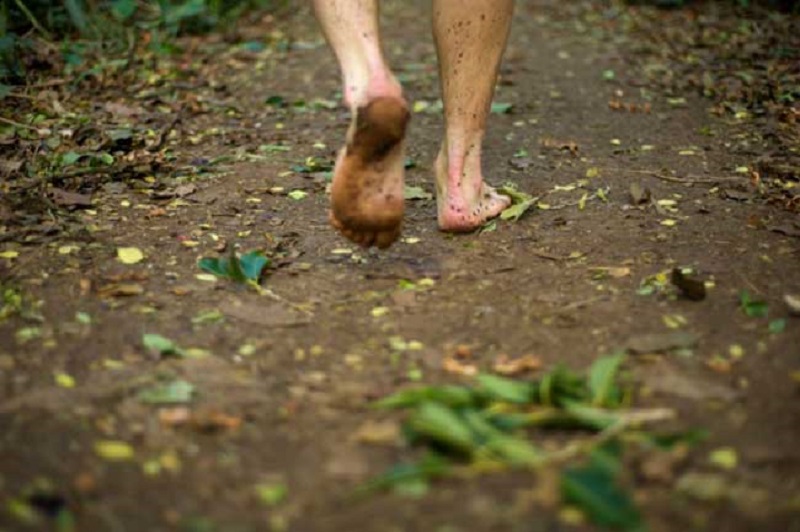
[329,97,410,249]
[435,152,511,233]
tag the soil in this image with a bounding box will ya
[1,1,799,531]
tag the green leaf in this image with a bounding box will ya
[588,352,625,407]
[533,365,588,406]
[588,440,623,477]
[484,435,542,466]
[643,429,709,450]
[138,379,195,404]
[739,290,768,318]
[407,402,477,455]
[225,249,249,283]
[265,95,286,107]
[96,152,115,165]
[491,102,513,114]
[563,401,620,430]
[61,151,82,166]
[461,410,542,466]
[254,482,288,506]
[561,460,642,530]
[111,0,137,20]
[197,257,229,277]
[373,385,475,409]
[356,454,449,496]
[497,184,538,222]
[198,249,269,284]
[142,333,183,357]
[476,374,533,404]
[404,185,433,201]
[499,199,535,221]
[238,251,269,282]
[64,0,89,33]
[768,318,786,334]
[164,0,205,26]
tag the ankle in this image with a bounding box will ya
[345,72,404,110]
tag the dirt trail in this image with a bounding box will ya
[1,1,799,531]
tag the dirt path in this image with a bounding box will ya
[1,1,799,531]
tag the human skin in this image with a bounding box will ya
[313,0,514,248]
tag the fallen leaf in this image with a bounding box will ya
[138,379,195,404]
[94,440,135,461]
[785,294,800,316]
[117,247,144,265]
[442,356,477,376]
[158,407,192,426]
[254,482,288,506]
[287,190,308,200]
[353,420,402,445]
[54,372,75,388]
[404,185,433,201]
[709,447,738,470]
[493,354,542,376]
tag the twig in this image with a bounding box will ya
[601,167,744,185]
[545,407,676,466]
[12,0,54,40]
[3,92,36,100]
[28,79,70,88]
[0,116,41,131]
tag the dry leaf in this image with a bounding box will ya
[443,356,477,376]
[493,354,543,376]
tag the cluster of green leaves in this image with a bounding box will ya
[3,0,279,39]
[0,282,42,322]
[364,353,653,529]
[1,0,283,82]
[739,290,787,334]
[198,249,269,287]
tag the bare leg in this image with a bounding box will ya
[313,1,409,249]
[433,0,514,232]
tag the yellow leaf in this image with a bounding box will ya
[662,314,686,329]
[709,447,738,470]
[95,440,135,461]
[58,245,80,255]
[0,250,19,259]
[54,372,75,388]
[117,247,144,264]
[371,306,390,318]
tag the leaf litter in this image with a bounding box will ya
[360,353,688,529]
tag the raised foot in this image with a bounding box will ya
[330,97,410,249]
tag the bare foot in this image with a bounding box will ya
[435,150,511,232]
[330,97,410,249]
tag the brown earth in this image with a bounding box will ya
[1,1,799,531]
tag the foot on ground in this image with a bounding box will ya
[330,97,410,249]
[435,151,511,232]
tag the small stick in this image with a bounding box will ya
[0,116,41,131]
